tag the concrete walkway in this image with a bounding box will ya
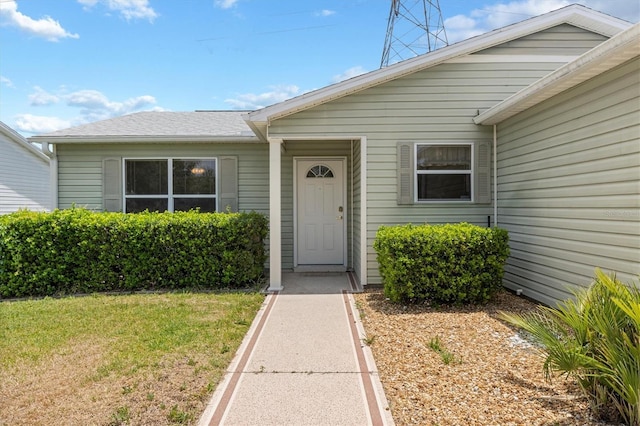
[199,273,394,426]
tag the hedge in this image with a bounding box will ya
[374,223,509,304]
[0,208,268,298]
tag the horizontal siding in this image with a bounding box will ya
[57,143,269,214]
[271,60,564,284]
[0,135,50,214]
[496,57,640,306]
[475,24,608,56]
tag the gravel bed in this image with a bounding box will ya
[354,289,613,426]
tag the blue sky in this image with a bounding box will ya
[1,0,638,136]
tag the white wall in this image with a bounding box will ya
[0,123,51,214]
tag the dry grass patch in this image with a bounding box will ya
[0,292,264,425]
[355,290,612,426]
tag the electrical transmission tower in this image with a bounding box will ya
[381,0,448,67]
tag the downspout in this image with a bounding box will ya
[41,142,58,211]
[493,125,498,228]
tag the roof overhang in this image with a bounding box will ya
[28,135,261,144]
[474,23,640,125]
[244,5,631,139]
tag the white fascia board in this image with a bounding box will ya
[475,23,640,126]
[245,5,631,125]
[446,55,579,64]
[27,135,262,144]
[243,117,268,142]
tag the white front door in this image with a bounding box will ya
[296,159,345,265]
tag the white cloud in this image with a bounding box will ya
[444,14,485,43]
[475,0,571,29]
[332,66,368,83]
[65,89,158,117]
[214,0,239,10]
[316,9,336,17]
[14,88,163,134]
[1,76,15,88]
[582,0,640,22]
[445,0,572,43]
[29,87,60,106]
[224,85,301,110]
[14,114,72,134]
[0,0,79,41]
[77,0,158,21]
[444,0,639,44]
[66,89,113,109]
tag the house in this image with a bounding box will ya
[473,22,640,305]
[0,121,51,214]
[29,5,638,305]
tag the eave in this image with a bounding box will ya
[28,135,262,144]
[474,23,640,125]
[244,4,631,135]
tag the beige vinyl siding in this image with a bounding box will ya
[0,136,50,214]
[56,143,269,214]
[475,24,608,55]
[496,57,640,306]
[270,61,568,284]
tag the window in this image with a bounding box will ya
[306,165,334,178]
[397,141,489,205]
[124,158,217,213]
[415,144,472,201]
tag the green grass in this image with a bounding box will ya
[0,292,264,375]
[428,336,462,365]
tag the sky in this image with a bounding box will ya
[0,0,638,137]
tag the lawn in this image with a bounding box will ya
[0,292,265,425]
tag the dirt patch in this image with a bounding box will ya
[0,340,217,425]
[354,289,611,426]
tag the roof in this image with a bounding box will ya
[0,121,50,162]
[474,22,640,125]
[29,111,259,144]
[244,4,631,139]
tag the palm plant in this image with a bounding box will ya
[500,269,640,425]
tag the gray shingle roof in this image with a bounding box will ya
[36,111,255,138]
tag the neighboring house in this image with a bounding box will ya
[30,5,638,305]
[473,22,640,305]
[0,121,51,214]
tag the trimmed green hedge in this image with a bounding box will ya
[374,223,509,304]
[0,208,268,298]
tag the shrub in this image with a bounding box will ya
[373,223,509,304]
[500,269,640,425]
[0,208,268,298]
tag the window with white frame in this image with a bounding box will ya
[415,144,472,201]
[124,158,217,213]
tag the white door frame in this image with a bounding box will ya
[293,156,348,267]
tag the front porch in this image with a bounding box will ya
[266,137,367,291]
